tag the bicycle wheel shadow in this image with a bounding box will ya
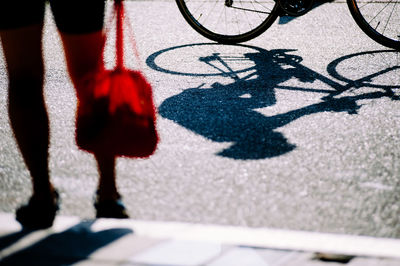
[147,44,399,160]
[0,220,133,265]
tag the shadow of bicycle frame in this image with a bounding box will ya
[147,44,399,160]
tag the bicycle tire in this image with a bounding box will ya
[347,0,400,50]
[176,0,280,44]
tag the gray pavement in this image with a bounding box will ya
[1,0,400,264]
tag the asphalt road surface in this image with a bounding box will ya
[0,1,399,239]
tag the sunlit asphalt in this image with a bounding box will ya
[0,1,399,240]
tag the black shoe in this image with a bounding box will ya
[94,193,129,219]
[16,190,60,230]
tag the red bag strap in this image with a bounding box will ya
[113,0,143,70]
[115,0,124,69]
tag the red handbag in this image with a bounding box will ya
[75,0,158,157]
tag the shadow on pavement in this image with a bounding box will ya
[0,220,132,265]
[278,0,336,24]
[148,44,398,160]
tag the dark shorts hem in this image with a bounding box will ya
[0,1,105,34]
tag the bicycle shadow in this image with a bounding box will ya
[278,0,335,24]
[0,220,132,265]
[147,44,398,160]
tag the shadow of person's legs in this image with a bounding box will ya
[0,220,133,265]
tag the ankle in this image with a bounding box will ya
[96,189,120,202]
[32,185,56,202]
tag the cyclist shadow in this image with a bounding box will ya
[156,46,397,160]
[0,220,133,265]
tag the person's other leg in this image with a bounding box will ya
[94,153,128,218]
[0,1,59,229]
[0,25,56,202]
[59,32,128,217]
[51,1,127,217]
[0,22,59,229]
[58,31,120,197]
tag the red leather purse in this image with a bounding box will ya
[75,0,158,157]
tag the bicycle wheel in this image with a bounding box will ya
[176,0,280,44]
[347,0,400,50]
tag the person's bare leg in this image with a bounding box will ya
[1,24,59,229]
[94,152,128,218]
[58,31,104,87]
[0,24,54,201]
[95,153,119,201]
[58,31,126,217]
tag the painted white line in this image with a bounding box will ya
[93,218,400,259]
[2,212,400,259]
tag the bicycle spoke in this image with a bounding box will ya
[228,2,272,14]
[349,0,400,49]
[254,0,274,12]
[177,0,279,43]
[381,0,397,35]
[360,1,393,28]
